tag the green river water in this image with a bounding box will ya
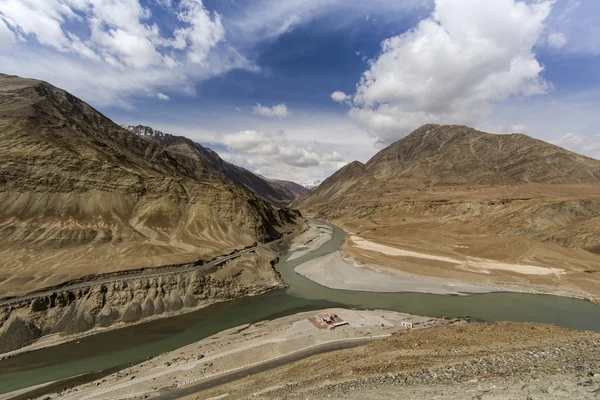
[1,221,600,394]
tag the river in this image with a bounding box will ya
[1,221,600,394]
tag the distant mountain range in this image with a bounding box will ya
[122,124,308,206]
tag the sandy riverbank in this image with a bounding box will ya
[295,251,494,294]
[350,235,566,276]
[291,221,595,300]
[286,223,333,261]
[23,309,462,400]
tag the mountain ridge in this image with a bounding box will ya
[302,124,600,210]
[122,124,304,206]
[365,124,600,185]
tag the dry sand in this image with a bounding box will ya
[34,309,454,400]
[350,235,566,276]
[287,223,333,261]
[295,251,494,294]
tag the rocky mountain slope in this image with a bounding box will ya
[299,124,600,297]
[263,177,309,197]
[122,124,302,206]
[0,74,299,296]
[302,124,600,209]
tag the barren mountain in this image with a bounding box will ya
[300,124,600,298]
[0,74,299,296]
[263,177,309,197]
[123,124,301,206]
[298,160,369,210]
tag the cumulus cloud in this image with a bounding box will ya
[335,0,554,147]
[156,92,170,101]
[0,0,244,107]
[252,103,291,118]
[219,130,345,171]
[331,91,350,103]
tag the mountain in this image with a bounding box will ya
[122,124,301,206]
[0,74,299,296]
[300,124,600,253]
[260,177,310,197]
[302,124,600,209]
[298,161,368,210]
[299,124,600,298]
[366,124,600,185]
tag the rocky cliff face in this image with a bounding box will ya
[0,74,299,296]
[0,245,286,354]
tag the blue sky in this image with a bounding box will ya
[1,0,599,185]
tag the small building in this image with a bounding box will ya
[316,313,335,324]
[401,321,413,329]
[309,313,347,329]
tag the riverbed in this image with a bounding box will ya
[1,220,600,395]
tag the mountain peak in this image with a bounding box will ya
[366,124,600,185]
[122,124,166,139]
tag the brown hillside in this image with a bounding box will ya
[0,74,298,296]
[300,124,600,299]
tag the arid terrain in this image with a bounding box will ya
[187,320,600,400]
[298,124,600,300]
[23,311,599,400]
[16,308,463,400]
[0,74,301,297]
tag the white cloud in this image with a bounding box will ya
[156,92,170,100]
[552,132,600,159]
[494,124,527,134]
[0,17,15,49]
[546,32,567,48]
[219,130,345,172]
[331,91,350,103]
[0,0,242,107]
[252,103,291,118]
[221,130,279,155]
[337,0,554,147]
[172,0,225,64]
[322,151,344,162]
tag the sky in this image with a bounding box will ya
[1,0,599,186]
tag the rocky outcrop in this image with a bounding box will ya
[0,247,286,354]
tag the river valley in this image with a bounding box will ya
[1,220,600,396]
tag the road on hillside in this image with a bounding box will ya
[0,236,289,308]
[154,337,377,400]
